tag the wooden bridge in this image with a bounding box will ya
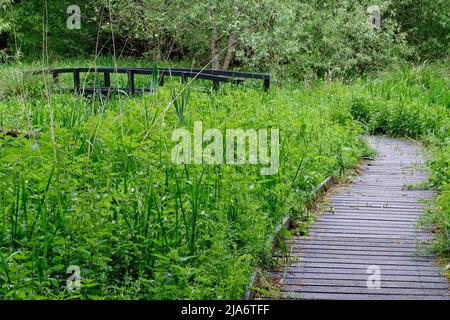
[44,67,271,95]
[273,136,449,300]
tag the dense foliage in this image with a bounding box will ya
[0,66,370,298]
[1,60,448,298]
[0,0,448,300]
[391,0,450,60]
[1,1,448,78]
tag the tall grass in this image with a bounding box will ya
[2,60,447,299]
[0,59,370,299]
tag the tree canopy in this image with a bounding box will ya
[0,0,448,78]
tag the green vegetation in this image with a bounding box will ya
[2,1,449,77]
[0,0,448,300]
[1,60,448,299]
[0,63,371,298]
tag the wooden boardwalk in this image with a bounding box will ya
[275,136,449,300]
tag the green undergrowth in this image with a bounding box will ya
[0,66,369,299]
[0,60,448,299]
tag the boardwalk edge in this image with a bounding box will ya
[243,175,336,300]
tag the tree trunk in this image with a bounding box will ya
[222,33,236,70]
[222,4,238,70]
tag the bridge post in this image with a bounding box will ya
[52,72,59,83]
[104,72,111,92]
[73,68,80,93]
[127,70,135,95]
[263,78,270,91]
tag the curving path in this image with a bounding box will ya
[275,136,449,300]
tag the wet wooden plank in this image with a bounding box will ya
[273,265,445,275]
[306,232,428,239]
[282,262,441,271]
[308,225,420,232]
[280,292,450,300]
[272,272,446,282]
[281,285,449,296]
[284,243,422,252]
[312,221,416,227]
[285,248,431,257]
[327,205,427,212]
[288,235,428,243]
[289,256,434,266]
[316,215,420,222]
[282,278,448,289]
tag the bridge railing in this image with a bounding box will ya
[44,67,271,95]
